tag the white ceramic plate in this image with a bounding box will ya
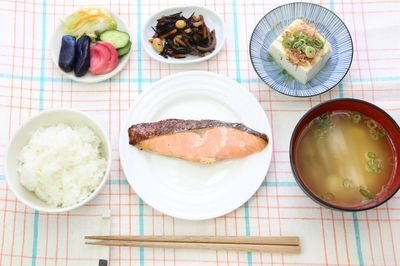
[51,10,132,83]
[142,6,226,64]
[119,71,272,220]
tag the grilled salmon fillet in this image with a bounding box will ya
[128,119,268,163]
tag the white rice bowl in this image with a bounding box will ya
[17,123,107,208]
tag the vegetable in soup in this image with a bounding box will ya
[295,111,395,207]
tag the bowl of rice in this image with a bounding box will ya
[5,109,111,213]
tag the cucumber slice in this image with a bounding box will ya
[117,41,132,57]
[99,30,130,49]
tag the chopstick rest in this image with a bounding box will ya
[97,210,111,266]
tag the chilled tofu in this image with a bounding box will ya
[268,19,332,84]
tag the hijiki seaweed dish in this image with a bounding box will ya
[149,12,216,58]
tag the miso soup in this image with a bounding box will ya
[295,111,395,207]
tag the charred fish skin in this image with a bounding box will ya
[128,119,268,145]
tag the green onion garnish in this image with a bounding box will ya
[316,113,332,130]
[293,39,306,49]
[367,122,386,140]
[267,53,274,62]
[313,39,324,49]
[378,129,387,139]
[282,32,325,61]
[359,187,377,200]
[283,39,292,48]
[366,152,383,173]
[342,178,353,189]
[366,120,377,130]
[279,69,294,81]
[287,35,296,42]
[322,192,335,201]
[369,128,380,140]
[295,33,307,40]
[305,46,316,58]
[351,112,362,123]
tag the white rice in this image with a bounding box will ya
[17,123,107,208]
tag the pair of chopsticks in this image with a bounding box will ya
[85,236,300,253]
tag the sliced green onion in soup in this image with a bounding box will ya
[370,130,380,141]
[322,192,335,201]
[366,153,383,173]
[342,178,353,189]
[351,112,362,123]
[359,187,377,200]
[316,113,332,130]
[366,120,378,130]
[368,126,386,140]
[378,128,387,139]
[367,160,377,171]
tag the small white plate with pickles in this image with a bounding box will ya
[51,8,132,83]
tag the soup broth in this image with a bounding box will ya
[295,111,395,207]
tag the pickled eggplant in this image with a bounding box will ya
[74,35,91,77]
[58,35,76,72]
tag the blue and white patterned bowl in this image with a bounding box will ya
[249,2,353,97]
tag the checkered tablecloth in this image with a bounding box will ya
[1,0,399,265]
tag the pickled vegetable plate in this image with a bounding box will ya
[51,10,132,83]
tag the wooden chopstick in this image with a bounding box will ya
[85,236,299,245]
[85,236,300,253]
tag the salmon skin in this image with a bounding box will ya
[128,119,268,163]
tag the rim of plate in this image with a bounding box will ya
[141,6,226,64]
[119,71,273,220]
[249,2,354,97]
[50,9,132,83]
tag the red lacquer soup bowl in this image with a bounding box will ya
[290,98,400,211]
